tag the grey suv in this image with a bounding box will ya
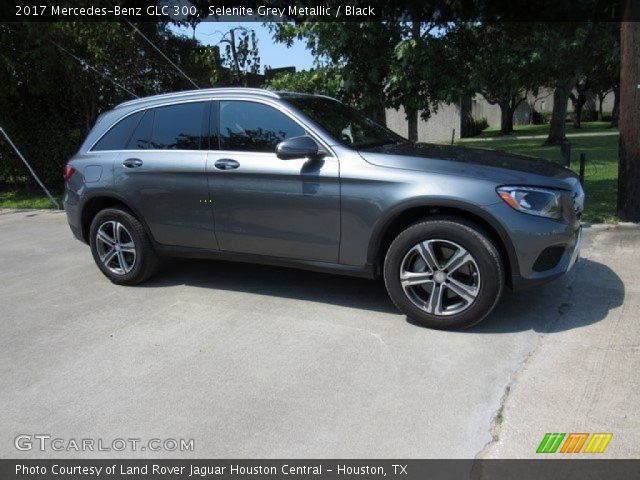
[64,88,583,329]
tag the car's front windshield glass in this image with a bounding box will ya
[283,95,406,149]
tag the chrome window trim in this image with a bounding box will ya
[115,88,279,109]
[88,96,336,158]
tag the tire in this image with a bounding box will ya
[89,208,160,285]
[383,217,504,330]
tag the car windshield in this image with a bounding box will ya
[283,95,406,149]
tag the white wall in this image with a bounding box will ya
[383,89,616,142]
[386,103,461,143]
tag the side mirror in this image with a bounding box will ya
[276,135,320,160]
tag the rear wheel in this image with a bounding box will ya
[89,208,159,285]
[384,218,504,329]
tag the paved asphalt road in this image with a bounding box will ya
[1,210,638,459]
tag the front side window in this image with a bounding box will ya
[219,101,305,152]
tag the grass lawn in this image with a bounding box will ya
[0,190,62,210]
[481,121,615,137]
[459,123,618,223]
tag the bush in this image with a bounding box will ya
[539,111,553,124]
[531,110,545,124]
[463,117,489,137]
[580,110,598,122]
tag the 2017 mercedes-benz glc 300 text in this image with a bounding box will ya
[64,88,584,329]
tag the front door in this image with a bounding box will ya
[207,100,340,262]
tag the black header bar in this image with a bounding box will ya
[0,1,631,23]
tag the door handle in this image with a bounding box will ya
[214,158,240,170]
[122,158,143,168]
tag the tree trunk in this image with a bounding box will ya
[499,101,514,134]
[406,106,418,142]
[617,13,640,221]
[544,83,571,145]
[229,29,243,86]
[367,99,387,127]
[573,105,582,128]
[405,20,421,142]
[611,84,620,127]
[597,93,605,122]
[528,100,536,125]
[572,96,585,129]
[459,95,474,138]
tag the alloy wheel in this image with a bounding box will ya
[95,221,137,275]
[399,239,480,316]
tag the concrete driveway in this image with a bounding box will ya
[1,210,638,458]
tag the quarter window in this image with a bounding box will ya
[92,111,143,151]
[127,109,153,150]
[219,101,305,152]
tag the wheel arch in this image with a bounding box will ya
[368,199,518,287]
[80,193,154,244]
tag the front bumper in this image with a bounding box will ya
[482,202,582,292]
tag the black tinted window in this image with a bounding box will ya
[219,101,305,152]
[149,102,206,150]
[92,112,142,151]
[127,109,153,150]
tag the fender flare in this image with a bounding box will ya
[366,197,519,279]
[79,191,156,244]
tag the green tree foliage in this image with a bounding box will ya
[584,23,620,125]
[459,23,545,135]
[271,22,401,123]
[264,67,345,100]
[386,22,448,141]
[0,22,209,190]
[532,23,599,144]
[202,27,260,86]
[271,15,455,140]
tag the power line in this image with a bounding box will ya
[51,41,138,98]
[0,127,60,210]
[124,20,200,89]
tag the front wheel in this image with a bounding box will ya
[384,218,504,329]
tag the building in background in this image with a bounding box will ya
[386,89,616,143]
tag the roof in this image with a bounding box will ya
[114,87,281,109]
[114,88,338,110]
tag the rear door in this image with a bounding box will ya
[206,99,340,262]
[110,101,217,250]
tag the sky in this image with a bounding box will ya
[171,22,316,73]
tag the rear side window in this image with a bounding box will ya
[149,102,207,150]
[92,112,143,151]
[219,101,305,152]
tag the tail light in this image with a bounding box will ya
[63,164,76,182]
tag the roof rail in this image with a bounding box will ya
[115,88,280,109]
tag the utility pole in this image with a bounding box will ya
[616,1,640,220]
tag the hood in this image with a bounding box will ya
[358,142,579,188]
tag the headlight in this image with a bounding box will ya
[496,186,563,219]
